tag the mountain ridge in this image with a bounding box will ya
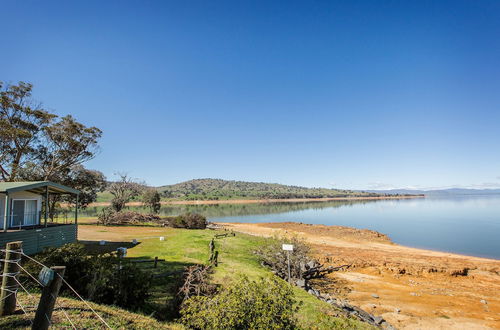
[157,178,388,200]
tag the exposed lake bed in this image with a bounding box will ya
[220,221,500,329]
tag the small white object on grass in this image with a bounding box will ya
[117,247,127,258]
[282,244,294,251]
[160,236,165,241]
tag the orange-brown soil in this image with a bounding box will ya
[88,195,423,207]
[220,222,500,329]
[78,225,168,241]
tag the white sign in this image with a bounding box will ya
[159,236,165,241]
[282,244,294,251]
[38,267,54,287]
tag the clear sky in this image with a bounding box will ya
[2,0,499,189]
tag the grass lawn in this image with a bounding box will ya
[79,225,373,329]
[0,293,183,330]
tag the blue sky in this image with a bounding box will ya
[2,1,500,189]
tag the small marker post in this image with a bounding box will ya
[282,244,294,284]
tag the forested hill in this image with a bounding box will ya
[158,178,383,200]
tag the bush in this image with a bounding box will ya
[142,189,162,214]
[24,243,151,310]
[97,209,162,226]
[255,235,312,281]
[180,276,298,330]
[170,213,207,229]
[255,235,346,289]
[87,262,151,309]
[97,207,115,225]
[24,243,99,295]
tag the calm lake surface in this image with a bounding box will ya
[82,195,500,259]
[215,196,500,260]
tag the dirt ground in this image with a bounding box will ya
[220,222,500,329]
[78,225,168,242]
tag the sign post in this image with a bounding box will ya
[282,244,294,284]
[33,266,66,330]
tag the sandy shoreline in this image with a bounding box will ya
[218,222,500,329]
[88,195,424,207]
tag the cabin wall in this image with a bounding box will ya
[0,224,77,255]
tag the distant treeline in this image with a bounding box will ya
[158,178,384,200]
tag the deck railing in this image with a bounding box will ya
[5,212,42,230]
[2,211,78,231]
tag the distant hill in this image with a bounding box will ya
[158,178,385,201]
[367,188,500,196]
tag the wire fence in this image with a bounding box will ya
[0,247,111,329]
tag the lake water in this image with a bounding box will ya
[213,196,500,259]
[81,195,500,259]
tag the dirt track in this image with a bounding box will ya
[220,222,500,329]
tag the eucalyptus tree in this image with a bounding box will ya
[1,81,105,217]
[109,173,145,212]
[0,81,55,181]
[0,81,102,183]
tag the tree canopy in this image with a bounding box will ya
[1,81,102,183]
[1,81,105,213]
[109,173,144,212]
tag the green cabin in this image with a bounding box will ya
[0,181,79,255]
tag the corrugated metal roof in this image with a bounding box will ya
[0,181,79,195]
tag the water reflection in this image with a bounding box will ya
[78,199,379,219]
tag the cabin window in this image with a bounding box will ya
[11,199,38,227]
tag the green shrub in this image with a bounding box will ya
[180,276,298,330]
[24,243,151,310]
[87,262,151,310]
[170,213,207,229]
[24,243,99,295]
[142,189,162,214]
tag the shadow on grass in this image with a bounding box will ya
[123,256,195,320]
[79,240,140,254]
[133,257,194,321]
[80,240,196,321]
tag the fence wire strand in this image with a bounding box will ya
[1,247,109,329]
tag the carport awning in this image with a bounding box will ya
[0,181,80,195]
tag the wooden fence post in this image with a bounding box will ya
[0,241,23,316]
[209,239,214,253]
[213,251,218,267]
[32,266,66,330]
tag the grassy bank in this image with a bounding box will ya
[0,293,183,329]
[79,225,372,329]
